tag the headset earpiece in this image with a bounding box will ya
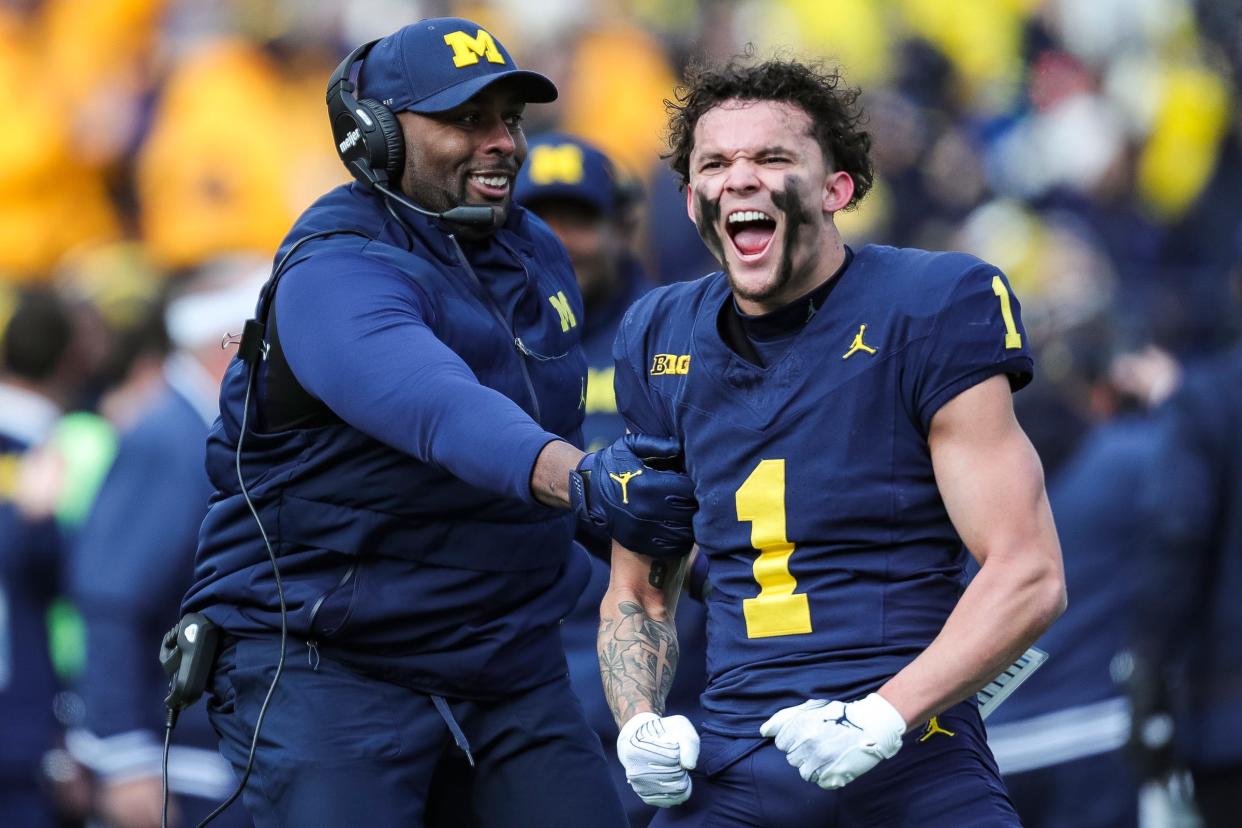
[359,98,405,185]
[327,41,404,188]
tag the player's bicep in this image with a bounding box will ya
[928,375,1058,570]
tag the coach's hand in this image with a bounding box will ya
[759,693,906,789]
[569,434,696,558]
[617,712,700,807]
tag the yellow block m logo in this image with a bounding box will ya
[548,290,578,332]
[443,29,506,68]
[529,144,585,186]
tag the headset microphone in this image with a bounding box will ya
[371,180,499,228]
[439,205,501,227]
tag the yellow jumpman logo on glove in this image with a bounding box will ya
[609,470,643,504]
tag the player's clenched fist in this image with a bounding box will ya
[569,433,696,558]
[616,712,700,807]
[759,693,906,789]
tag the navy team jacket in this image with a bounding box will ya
[0,384,62,787]
[1139,345,1242,767]
[183,183,591,699]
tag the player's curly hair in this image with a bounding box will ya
[665,55,873,209]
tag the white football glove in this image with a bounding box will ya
[616,711,700,807]
[759,693,906,790]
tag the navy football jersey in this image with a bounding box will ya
[613,245,1034,736]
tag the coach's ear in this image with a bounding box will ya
[685,184,696,223]
[823,171,854,215]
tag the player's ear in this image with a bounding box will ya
[685,184,697,223]
[823,171,855,214]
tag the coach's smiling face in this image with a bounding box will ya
[687,98,853,315]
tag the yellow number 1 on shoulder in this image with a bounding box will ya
[991,275,1022,350]
[736,459,812,638]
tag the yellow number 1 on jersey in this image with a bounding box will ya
[992,275,1023,350]
[736,459,813,638]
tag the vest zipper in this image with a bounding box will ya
[446,234,542,424]
[493,236,565,365]
[307,640,320,671]
[306,562,357,665]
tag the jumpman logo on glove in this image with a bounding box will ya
[609,470,643,504]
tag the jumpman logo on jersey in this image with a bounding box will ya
[609,470,643,504]
[918,716,956,742]
[842,324,878,359]
[578,376,586,411]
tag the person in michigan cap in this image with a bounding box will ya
[181,19,697,828]
[516,134,710,826]
[516,134,649,451]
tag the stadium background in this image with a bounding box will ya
[0,0,1239,825]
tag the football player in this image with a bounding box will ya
[597,57,1066,827]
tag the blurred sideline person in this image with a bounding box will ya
[516,133,649,452]
[515,133,709,827]
[0,288,75,828]
[68,258,265,828]
[53,242,172,432]
[600,57,1065,826]
[1134,339,1242,827]
[987,340,1178,827]
[181,19,696,827]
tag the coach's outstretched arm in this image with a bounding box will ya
[276,262,696,561]
[599,547,699,808]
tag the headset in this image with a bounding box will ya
[328,39,404,190]
[326,39,497,227]
[159,39,499,828]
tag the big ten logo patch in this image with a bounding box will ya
[442,29,506,68]
[650,354,690,376]
[528,144,585,186]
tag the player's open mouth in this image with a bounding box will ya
[725,209,777,262]
[468,172,511,201]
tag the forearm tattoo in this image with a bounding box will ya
[598,599,679,726]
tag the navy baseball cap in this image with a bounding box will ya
[515,133,618,215]
[358,18,557,114]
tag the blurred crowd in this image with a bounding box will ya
[1,0,1240,826]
